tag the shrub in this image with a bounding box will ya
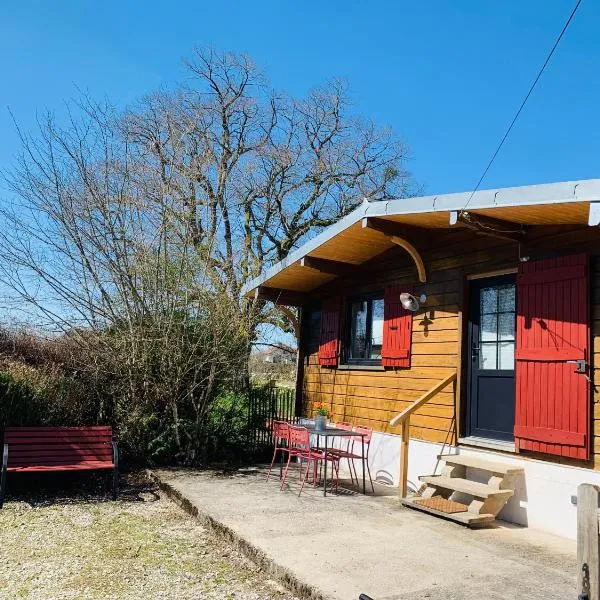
[0,318,251,467]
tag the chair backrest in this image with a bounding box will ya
[335,422,354,432]
[288,425,310,451]
[4,426,114,468]
[332,422,353,451]
[272,420,289,443]
[353,426,373,444]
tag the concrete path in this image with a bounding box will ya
[152,467,576,600]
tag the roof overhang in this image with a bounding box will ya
[243,178,600,303]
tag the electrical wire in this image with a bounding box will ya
[461,0,583,214]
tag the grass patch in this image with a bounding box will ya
[0,475,295,600]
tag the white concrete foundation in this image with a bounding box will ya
[350,428,598,540]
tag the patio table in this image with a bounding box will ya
[304,425,367,497]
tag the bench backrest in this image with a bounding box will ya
[3,426,114,468]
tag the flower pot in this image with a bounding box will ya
[315,415,327,431]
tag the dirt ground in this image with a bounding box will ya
[0,474,298,600]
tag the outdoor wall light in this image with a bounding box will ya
[399,292,427,312]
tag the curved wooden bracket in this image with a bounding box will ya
[389,235,427,283]
[278,305,300,341]
[361,217,427,282]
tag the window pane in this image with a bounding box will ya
[370,298,384,359]
[480,314,497,342]
[479,343,497,370]
[498,313,515,341]
[498,285,515,312]
[481,288,498,314]
[498,341,515,370]
[350,301,368,359]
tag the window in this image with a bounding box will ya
[479,283,516,370]
[305,305,322,356]
[345,294,384,365]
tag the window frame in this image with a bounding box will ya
[343,292,384,366]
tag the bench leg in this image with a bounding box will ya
[111,441,119,500]
[111,467,118,500]
[0,444,8,509]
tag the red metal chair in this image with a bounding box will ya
[266,420,290,482]
[280,425,340,496]
[331,425,375,493]
[326,422,357,483]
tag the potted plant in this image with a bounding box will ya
[314,403,330,431]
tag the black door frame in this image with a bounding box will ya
[465,273,517,442]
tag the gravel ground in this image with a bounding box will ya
[0,474,299,600]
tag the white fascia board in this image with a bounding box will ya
[241,178,600,295]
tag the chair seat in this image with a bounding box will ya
[298,449,338,461]
[328,449,362,459]
[290,447,338,460]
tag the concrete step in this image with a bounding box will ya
[438,453,524,476]
[419,475,514,500]
[401,497,495,528]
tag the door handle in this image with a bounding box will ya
[566,359,587,373]
[567,359,591,382]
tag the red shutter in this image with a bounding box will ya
[318,296,341,367]
[382,286,412,368]
[515,254,590,459]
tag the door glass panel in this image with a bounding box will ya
[479,343,497,369]
[350,301,368,358]
[478,281,516,371]
[481,288,498,314]
[498,341,514,369]
[481,314,498,342]
[498,285,515,312]
[370,299,384,359]
[498,313,515,341]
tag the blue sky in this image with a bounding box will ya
[1,0,598,196]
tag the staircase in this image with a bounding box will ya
[401,453,524,528]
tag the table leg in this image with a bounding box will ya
[362,437,366,495]
[279,444,283,479]
[323,436,328,497]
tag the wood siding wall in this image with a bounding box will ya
[301,225,600,466]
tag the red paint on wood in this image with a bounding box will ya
[3,426,116,471]
[513,425,585,446]
[515,254,590,460]
[318,296,341,367]
[515,348,585,361]
[8,462,114,473]
[382,286,412,368]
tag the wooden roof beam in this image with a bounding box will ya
[449,210,528,242]
[361,217,427,282]
[254,286,309,307]
[299,256,358,277]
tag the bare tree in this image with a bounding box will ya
[0,97,248,461]
[123,48,413,339]
[0,46,413,372]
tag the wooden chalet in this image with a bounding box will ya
[243,179,600,538]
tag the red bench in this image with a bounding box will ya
[1,426,118,507]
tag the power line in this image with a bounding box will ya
[461,0,583,213]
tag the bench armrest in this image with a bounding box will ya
[1,443,8,508]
